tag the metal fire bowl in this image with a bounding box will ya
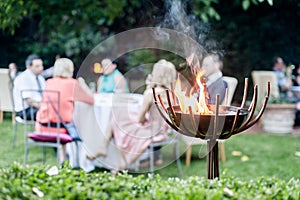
[168,105,249,139]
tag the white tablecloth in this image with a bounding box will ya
[67,93,143,172]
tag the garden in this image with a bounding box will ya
[1,0,300,199]
[1,115,300,199]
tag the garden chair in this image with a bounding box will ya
[251,71,296,134]
[23,89,74,165]
[148,129,182,177]
[130,102,183,178]
[0,69,14,123]
[180,76,238,166]
[251,70,280,107]
[9,80,36,148]
[131,133,183,178]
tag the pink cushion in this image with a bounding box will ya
[28,131,73,144]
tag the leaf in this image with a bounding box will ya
[267,0,273,6]
[32,187,44,197]
[242,0,251,10]
[241,155,249,161]
[46,166,59,176]
[224,187,234,197]
[232,151,242,156]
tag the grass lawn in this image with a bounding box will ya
[1,113,300,181]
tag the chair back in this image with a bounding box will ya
[251,71,280,106]
[22,89,72,145]
[222,76,238,106]
[0,69,14,112]
[8,79,16,114]
[23,89,73,164]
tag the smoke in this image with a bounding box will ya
[154,0,220,70]
[160,1,197,39]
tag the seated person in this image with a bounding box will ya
[272,56,292,99]
[8,62,19,81]
[292,61,300,87]
[90,59,177,170]
[97,58,129,93]
[13,54,45,120]
[201,52,227,104]
[36,58,94,163]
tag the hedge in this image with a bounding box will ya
[0,163,299,199]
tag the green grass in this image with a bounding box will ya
[0,116,57,167]
[1,114,300,181]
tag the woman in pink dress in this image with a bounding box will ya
[110,59,177,169]
[36,58,94,162]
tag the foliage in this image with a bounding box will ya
[0,0,144,69]
[0,163,299,199]
[191,0,272,22]
[268,93,292,104]
[0,0,37,34]
[201,0,300,101]
[0,0,272,33]
[0,0,272,67]
[125,49,185,70]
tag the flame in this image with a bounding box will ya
[174,71,212,115]
[186,53,200,74]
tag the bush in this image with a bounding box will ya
[0,163,300,199]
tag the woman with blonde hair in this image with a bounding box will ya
[93,59,177,171]
[35,58,94,163]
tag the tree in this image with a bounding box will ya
[0,0,273,70]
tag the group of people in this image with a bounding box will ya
[10,51,227,170]
[11,55,129,121]
[272,56,300,126]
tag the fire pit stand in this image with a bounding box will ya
[152,78,270,179]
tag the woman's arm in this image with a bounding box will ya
[138,90,152,123]
[74,79,94,104]
[114,74,128,93]
[97,76,102,92]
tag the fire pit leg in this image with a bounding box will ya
[213,140,220,178]
[207,141,211,179]
[207,139,219,179]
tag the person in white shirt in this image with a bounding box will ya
[13,54,45,120]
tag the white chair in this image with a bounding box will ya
[251,71,280,107]
[0,69,14,123]
[148,130,182,177]
[23,89,73,165]
[9,80,35,148]
[222,76,238,106]
[181,76,238,166]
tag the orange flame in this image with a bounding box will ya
[174,71,212,115]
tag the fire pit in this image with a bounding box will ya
[152,78,270,179]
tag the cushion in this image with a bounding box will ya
[28,131,73,144]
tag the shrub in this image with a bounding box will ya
[0,163,299,199]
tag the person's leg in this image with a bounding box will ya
[16,108,26,119]
[24,107,38,120]
[153,146,163,166]
[60,144,67,164]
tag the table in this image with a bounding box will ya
[67,93,144,172]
